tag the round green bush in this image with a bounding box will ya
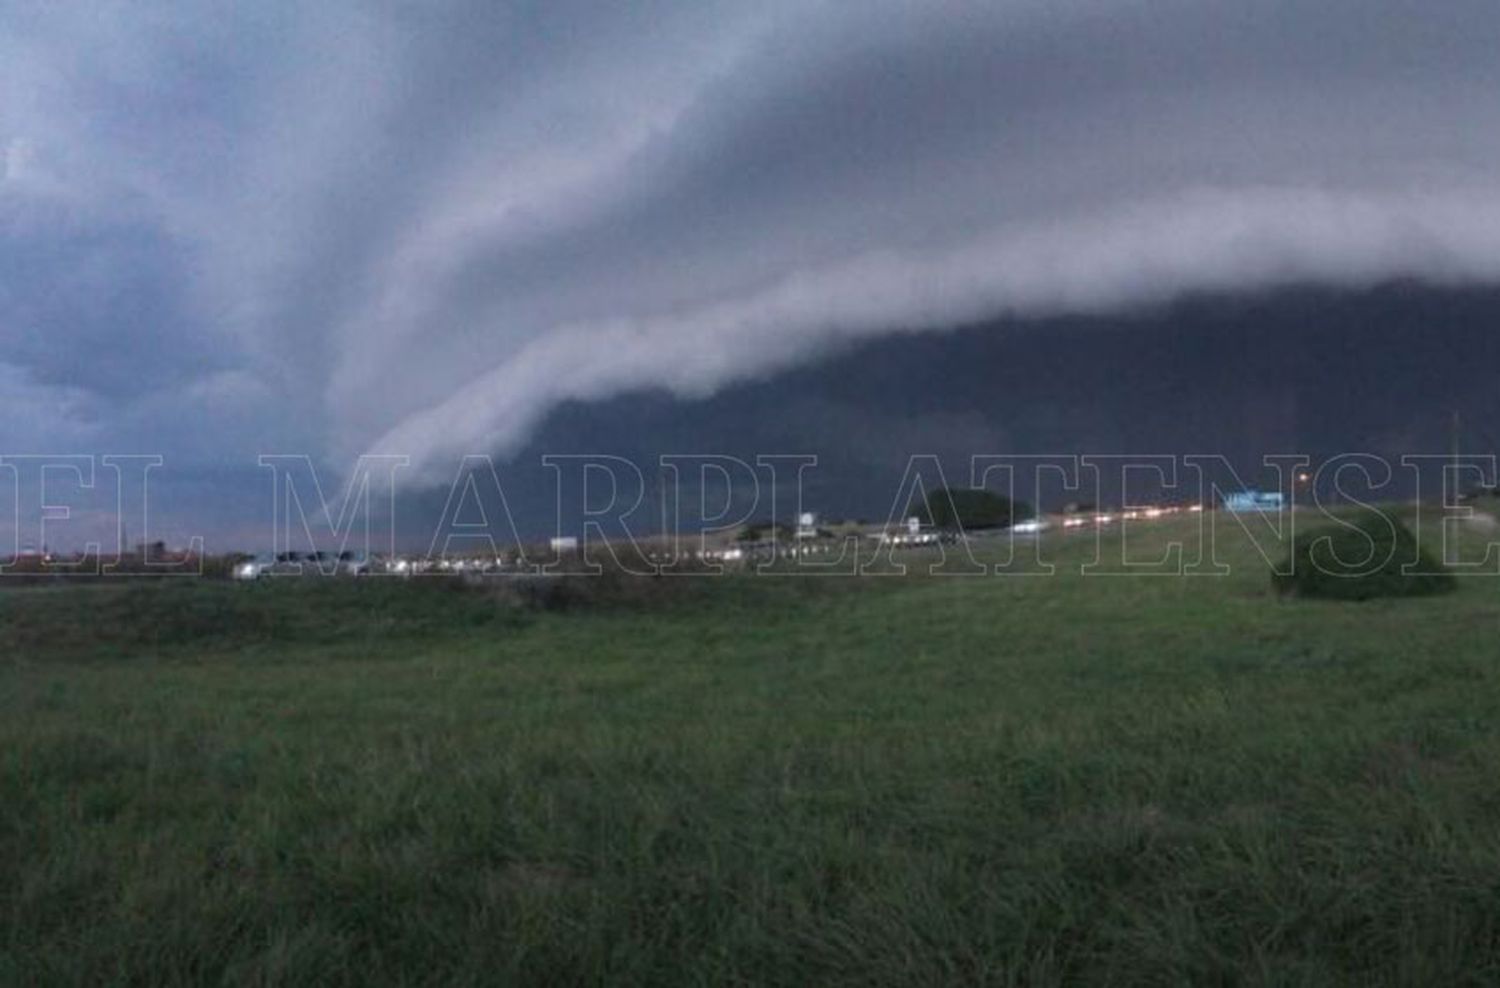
[1272,512,1456,601]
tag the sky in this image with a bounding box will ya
[4,1,1500,547]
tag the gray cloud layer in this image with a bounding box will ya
[4,0,1500,479]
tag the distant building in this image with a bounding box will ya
[550,536,580,554]
[1222,489,1285,513]
[795,512,819,539]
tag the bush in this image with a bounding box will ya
[1272,512,1455,601]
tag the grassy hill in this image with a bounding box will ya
[3,512,1500,984]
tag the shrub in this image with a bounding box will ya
[1272,511,1455,601]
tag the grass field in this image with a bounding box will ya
[4,513,1500,985]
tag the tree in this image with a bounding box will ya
[922,488,1032,531]
[735,521,795,542]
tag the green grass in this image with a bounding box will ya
[3,514,1500,984]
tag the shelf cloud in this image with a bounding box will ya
[5,0,1500,480]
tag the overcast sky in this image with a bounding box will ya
[5,0,1500,504]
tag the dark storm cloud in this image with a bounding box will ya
[4,0,1500,480]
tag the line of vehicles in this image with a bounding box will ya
[230,504,1206,580]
